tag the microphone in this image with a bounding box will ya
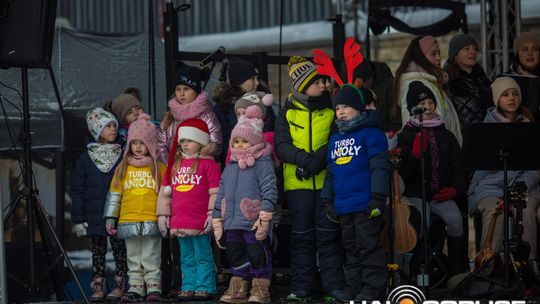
[412,106,426,115]
[200,46,226,67]
[219,58,229,82]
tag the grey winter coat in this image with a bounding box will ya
[467,107,540,215]
[212,155,277,231]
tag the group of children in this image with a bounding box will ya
[71,35,535,303]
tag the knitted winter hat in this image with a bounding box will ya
[406,81,437,114]
[513,32,540,54]
[350,59,374,81]
[234,91,274,118]
[288,56,323,94]
[230,105,264,146]
[332,84,376,112]
[419,35,437,55]
[86,108,118,141]
[491,76,521,107]
[125,114,158,159]
[111,93,142,125]
[228,57,259,87]
[175,65,202,94]
[448,34,478,62]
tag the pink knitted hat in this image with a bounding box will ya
[230,105,264,146]
[125,113,158,159]
[419,35,437,55]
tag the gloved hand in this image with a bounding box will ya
[251,211,273,241]
[432,187,458,202]
[158,215,170,237]
[411,130,428,159]
[212,218,226,249]
[203,214,212,234]
[295,166,313,180]
[73,222,88,237]
[105,218,117,236]
[367,195,386,219]
[323,201,339,224]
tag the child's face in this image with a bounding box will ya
[424,42,441,67]
[335,104,359,121]
[304,78,327,97]
[239,76,259,93]
[518,42,540,71]
[232,137,253,150]
[130,139,149,156]
[175,85,198,105]
[498,88,521,114]
[98,122,117,143]
[455,44,478,70]
[417,98,436,120]
[180,139,202,154]
[235,107,246,119]
[124,105,144,124]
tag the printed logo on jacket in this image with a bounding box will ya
[331,138,362,165]
[172,166,202,192]
[124,171,155,195]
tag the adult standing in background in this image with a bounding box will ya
[394,36,462,145]
[444,34,492,134]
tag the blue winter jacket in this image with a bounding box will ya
[321,111,390,215]
[72,151,119,236]
[213,155,277,230]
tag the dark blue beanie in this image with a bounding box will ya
[332,84,376,112]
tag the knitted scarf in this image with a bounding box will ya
[168,91,212,121]
[87,143,122,173]
[230,142,273,169]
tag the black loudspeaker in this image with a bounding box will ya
[0,0,57,68]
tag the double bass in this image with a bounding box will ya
[381,148,417,253]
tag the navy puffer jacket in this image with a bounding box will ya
[71,152,119,236]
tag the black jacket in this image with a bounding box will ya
[398,122,464,201]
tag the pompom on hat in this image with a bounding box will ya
[230,106,264,147]
[287,56,324,94]
[234,91,273,118]
[86,108,118,141]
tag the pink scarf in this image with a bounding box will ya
[408,114,445,128]
[127,155,153,167]
[229,142,273,169]
[168,91,212,121]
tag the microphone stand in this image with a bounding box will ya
[416,112,430,296]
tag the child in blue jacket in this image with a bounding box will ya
[321,85,390,301]
[72,108,128,301]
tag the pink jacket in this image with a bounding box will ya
[157,91,223,164]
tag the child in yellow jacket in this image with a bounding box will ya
[104,114,166,302]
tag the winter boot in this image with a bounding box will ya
[90,276,105,302]
[247,278,271,303]
[145,281,162,302]
[448,236,469,276]
[106,275,126,301]
[121,281,145,303]
[220,276,249,303]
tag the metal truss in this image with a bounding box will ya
[481,0,522,79]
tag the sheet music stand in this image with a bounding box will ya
[449,122,540,296]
